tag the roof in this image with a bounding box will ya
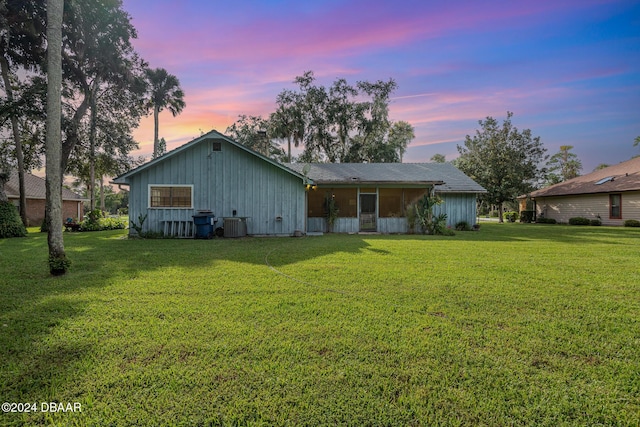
[112,130,308,184]
[528,156,640,198]
[284,162,486,193]
[6,171,84,201]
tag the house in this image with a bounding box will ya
[6,171,85,226]
[113,130,310,237]
[285,162,486,233]
[523,157,640,225]
[113,130,485,237]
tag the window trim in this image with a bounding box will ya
[609,193,622,219]
[148,184,194,209]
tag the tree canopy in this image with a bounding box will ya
[228,71,414,163]
[456,112,547,222]
[546,145,582,185]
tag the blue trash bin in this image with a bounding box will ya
[193,212,216,239]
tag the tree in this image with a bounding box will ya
[144,67,185,158]
[635,136,639,148]
[45,0,68,275]
[269,89,305,163]
[456,112,547,222]
[430,153,446,163]
[226,115,286,161]
[593,163,610,172]
[546,145,582,184]
[268,71,409,163]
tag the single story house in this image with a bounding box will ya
[6,171,85,226]
[522,157,640,225]
[113,130,485,237]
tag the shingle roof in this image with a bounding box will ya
[6,171,84,201]
[284,162,486,193]
[529,156,640,198]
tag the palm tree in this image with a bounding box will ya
[45,0,68,274]
[144,68,185,158]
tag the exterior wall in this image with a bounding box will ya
[9,197,83,227]
[535,191,640,225]
[435,193,478,227]
[127,140,306,236]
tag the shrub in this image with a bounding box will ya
[590,219,602,226]
[489,210,499,218]
[520,210,535,223]
[503,211,519,222]
[79,211,126,232]
[0,201,27,238]
[536,217,557,224]
[569,217,590,226]
[624,219,640,227]
[455,221,471,231]
[99,217,127,230]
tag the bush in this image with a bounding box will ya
[79,211,126,232]
[489,210,499,218]
[569,217,591,226]
[624,219,640,227]
[590,219,602,226]
[0,202,27,238]
[536,217,557,224]
[503,211,519,222]
[455,221,471,231]
[520,210,535,223]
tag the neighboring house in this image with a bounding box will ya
[6,171,85,226]
[523,157,640,225]
[113,130,486,237]
[285,162,486,233]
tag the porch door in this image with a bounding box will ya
[359,194,377,231]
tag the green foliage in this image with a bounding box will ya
[503,211,519,222]
[415,193,444,234]
[590,219,602,226]
[569,217,591,226]
[39,218,48,233]
[546,145,582,184]
[456,112,547,216]
[520,210,535,223]
[324,192,339,232]
[455,221,471,231]
[79,210,126,232]
[0,201,27,238]
[129,213,147,236]
[47,254,71,276]
[624,219,640,227]
[536,217,557,224]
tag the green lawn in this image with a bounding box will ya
[1,224,638,426]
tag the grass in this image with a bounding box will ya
[0,224,638,426]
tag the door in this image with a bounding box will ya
[359,193,377,231]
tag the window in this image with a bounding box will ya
[609,194,621,219]
[149,185,193,208]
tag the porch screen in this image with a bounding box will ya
[379,188,403,218]
[149,186,193,208]
[403,188,429,214]
[307,188,357,217]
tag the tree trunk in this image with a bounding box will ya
[45,0,68,275]
[153,104,159,158]
[89,81,98,212]
[0,55,28,226]
[498,202,504,223]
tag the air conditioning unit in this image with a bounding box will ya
[223,217,247,238]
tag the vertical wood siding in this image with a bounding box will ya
[128,140,306,236]
[435,193,478,227]
[535,192,640,225]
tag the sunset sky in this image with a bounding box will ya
[121,0,640,172]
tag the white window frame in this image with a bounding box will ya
[148,184,194,209]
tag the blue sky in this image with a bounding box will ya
[122,0,640,172]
